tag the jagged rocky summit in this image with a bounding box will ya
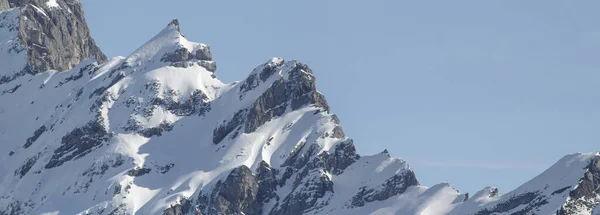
[0,0,105,80]
[0,1,599,215]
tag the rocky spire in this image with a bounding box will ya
[167,18,180,32]
[1,0,107,72]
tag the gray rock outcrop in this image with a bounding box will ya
[198,166,262,215]
[213,60,330,145]
[1,0,106,72]
[557,156,600,215]
[195,45,212,61]
[270,171,334,215]
[473,191,545,215]
[156,20,216,71]
[45,120,111,169]
[256,161,279,204]
[0,0,9,11]
[163,198,193,215]
[314,140,360,175]
[350,170,419,208]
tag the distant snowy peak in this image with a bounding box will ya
[557,153,600,215]
[168,18,181,32]
[123,19,215,74]
[449,152,600,215]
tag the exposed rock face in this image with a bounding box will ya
[198,60,216,72]
[196,140,363,215]
[286,63,329,112]
[161,47,191,63]
[213,109,246,144]
[0,1,9,11]
[318,140,359,175]
[161,48,216,70]
[2,0,106,72]
[44,120,110,169]
[256,161,279,204]
[126,167,152,177]
[557,156,600,215]
[14,153,41,178]
[213,60,330,145]
[163,198,195,215]
[195,45,212,61]
[263,140,361,214]
[23,125,46,148]
[473,191,546,215]
[331,126,345,139]
[350,170,419,208]
[489,187,499,198]
[245,78,288,133]
[198,166,262,215]
[156,21,215,72]
[270,171,334,215]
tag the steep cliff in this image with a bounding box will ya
[0,0,105,75]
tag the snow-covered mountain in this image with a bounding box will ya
[0,1,598,214]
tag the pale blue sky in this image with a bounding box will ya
[82,0,600,194]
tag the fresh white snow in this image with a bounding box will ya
[45,0,60,8]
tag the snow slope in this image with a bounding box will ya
[0,5,599,215]
[0,8,27,83]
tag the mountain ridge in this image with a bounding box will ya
[0,2,599,215]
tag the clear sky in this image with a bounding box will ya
[81,0,600,194]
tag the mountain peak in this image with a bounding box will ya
[168,18,180,32]
[0,0,106,74]
[120,18,216,74]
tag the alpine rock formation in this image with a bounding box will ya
[0,1,598,215]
